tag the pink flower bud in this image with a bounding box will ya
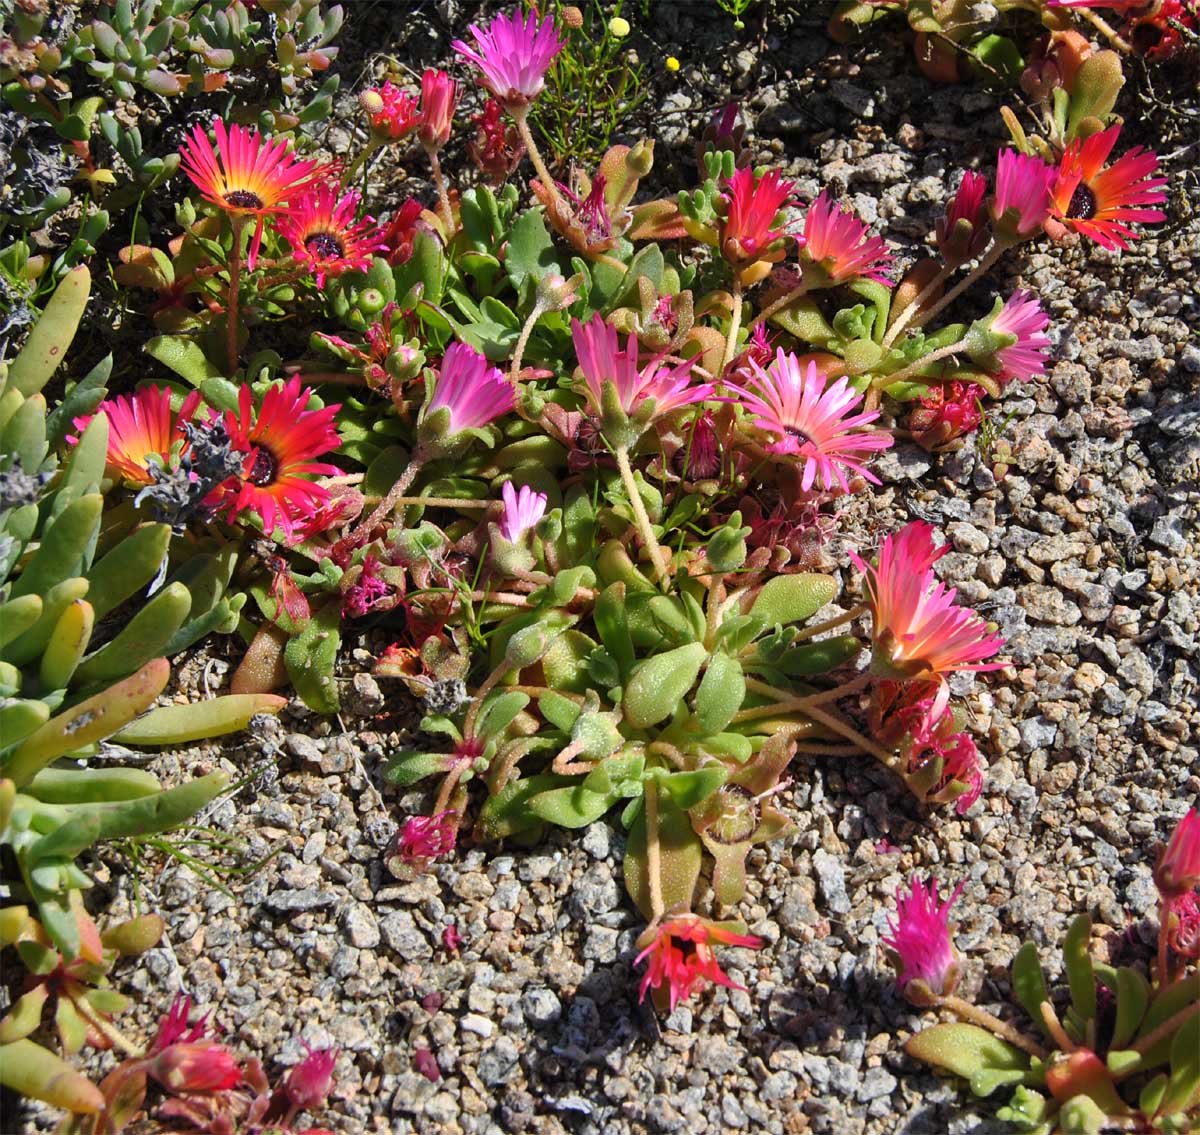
[150,1042,241,1093]
[283,1044,338,1113]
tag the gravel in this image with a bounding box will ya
[13,4,1196,1135]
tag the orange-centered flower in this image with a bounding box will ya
[75,385,201,484]
[179,118,325,267]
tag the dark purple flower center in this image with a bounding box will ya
[1066,183,1097,221]
[785,426,813,446]
[305,231,345,259]
[247,446,278,486]
[224,189,264,209]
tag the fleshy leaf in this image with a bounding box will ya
[905,1023,1030,1095]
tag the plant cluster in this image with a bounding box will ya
[888,809,1200,1133]
[829,0,1198,88]
[0,2,1187,1130]
[0,0,343,298]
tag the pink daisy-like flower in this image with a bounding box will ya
[425,341,515,433]
[848,520,1006,710]
[802,191,894,285]
[418,69,458,149]
[986,290,1051,384]
[214,377,342,542]
[570,314,715,420]
[275,186,386,288]
[719,166,799,266]
[731,349,893,493]
[1050,124,1167,251]
[178,118,324,270]
[394,811,458,864]
[882,876,964,996]
[283,1044,338,1113]
[75,385,201,485]
[452,9,564,109]
[991,149,1055,241]
[361,82,420,141]
[1156,809,1200,899]
[635,914,762,1012]
[499,481,548,543]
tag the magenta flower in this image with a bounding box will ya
[991,149,1055,241]
[394,811,458,865]
[731,349,894,493]
[988,290,1051,384]
[150,1042,242,1093]
[909,380,984,451]
[418,69,458,149]
[848,521,1006,711]
[1166,893,1200,959]
[342,554,391,619]
[283,1044,338,1113]
[1156,809,1200,898]
[719,166,799,266]
[425,341,515,434]
[452,9,564,109]
[361,82,419,141]
[499,481,548,543]
[882,876,964,996]
[570,314,714,420]
[802,192,894,284]
[148,995,213,1054]
[936,170,989,263]
[275,185,386,288]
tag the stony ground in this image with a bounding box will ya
[14,1,1200,1133]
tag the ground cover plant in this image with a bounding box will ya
[0,1,1196,1132]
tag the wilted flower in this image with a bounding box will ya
[849,521,1005,711]
[178,119,324,268]
[283,1044,338,1113]
[498,481,548,543]
[276,186,386,288]
[1156,809,1200,899]
[418,69,458,149]
[380,199,428,266]
[413,1047,440,1083]
[635,914,762,1011]
[731,349,893,493]
[936,171,989,264]
[361,82,419,141]
[908,381,984,451]
[394,811,458,864]
[150,1041,242,1093]
[676,411,722,480]
[882,876,964,999]
[802,191,894,284]
[467,98,526,184]
[76,385,201,485]
[424,341,515,435]
[149,995,213,1054]
[342,554,391,619]
[213,377,342,543]
[442,924,464,954]
[452,9,564,109]
[991,149,1055,242]
[1165,893,1200,959]
[718,166,799,267]
[1049,124,1167,251]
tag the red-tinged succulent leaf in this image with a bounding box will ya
[1045,1050,1127,1115]
[629,199,689,242]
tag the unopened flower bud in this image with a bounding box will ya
[150,1043,241,1093]
[625,138,655,178]
[609,15,630,37]
[359,89,385,116]
[536,272,579,311]
[561,5,584,28]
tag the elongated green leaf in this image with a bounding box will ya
[905,1024,1030,1096]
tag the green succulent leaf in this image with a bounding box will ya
[1063,914,1096,1023]
[905,1024,1030,1095]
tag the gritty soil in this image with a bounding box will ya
[8,1,1200,1133]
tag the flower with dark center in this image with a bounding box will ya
[634,914,762,1011]
[1049,123,1167,251]
[178,118,325,268]
[209,377,341,543]
[73,384,202,485]
[276,186,386,288]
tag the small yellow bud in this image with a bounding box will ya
[608,15,630,37]
[358,89,384,116]
[665,56,680,73]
